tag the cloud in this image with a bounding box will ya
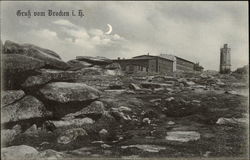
[89,29,104,36]
[53,19,125,49]
[53,19,78,28]
[21,19,126,60]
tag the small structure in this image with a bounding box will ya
[220,44,231,74]
[194,62,204,72]
[113,55,174,74]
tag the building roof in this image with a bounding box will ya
[175,56,195,64]
[132,55,174,62]
[113,54,194,64]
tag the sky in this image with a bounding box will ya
[1,1,248,71]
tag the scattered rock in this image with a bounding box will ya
[110,108,132,121]
[63,101,105,119]
[92,141,104,144]
[167,121,175,125]
[192,100,201,103]
[101,144,112,148]
[2,95,52,123]
[142,118,151,124]
[121,155,140,159]
[91,154,101,157]
[57,128,88,144]
[99,129,109,140]
[129,83,141,90]
[186,81,195,86]
[216,117,247,125]
[225,90,240,95]
[38,149,69,159]
[24,124,40,135]
[1,90,25,106]
[141,82,172,89]
[121,144,166,153]
[1,125,22,145]
[39,82,101,103]
[118,106,132,112]
[150,98,161,103]
[1,145,39,160]
[50,118,95,128]
[165,131,200,142]
[216,80,225,86]
[165,97,174,101]
[68,147,95,156]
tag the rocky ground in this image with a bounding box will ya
[1,40,249,159]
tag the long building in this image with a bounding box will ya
[114,53,201,74]
[113,55,173,74]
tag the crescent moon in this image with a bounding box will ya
[105,24,112,35]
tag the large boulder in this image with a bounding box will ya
[2,54,45,89]
[1,145,39,160]
[1,125,22,145]
[21,69,82,88]
[2,95,52,124]
[76,56,113,65]
[2,54,45,74]
[63,101,105,119]
[38,82,101,103]
[1,90,25,106]
[3,40,70,70]
[67,59,93,71]
[104,63,121,70]
[38,149,71,159]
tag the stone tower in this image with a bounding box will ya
[220,44,231,74]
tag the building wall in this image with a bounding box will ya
[133,55,173,74]
[114,56,173,74]
[148,59,157,73]
[159,54,176,72]
[157,57,173,74]
[176,57,195,72]
[114,59,150,73]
